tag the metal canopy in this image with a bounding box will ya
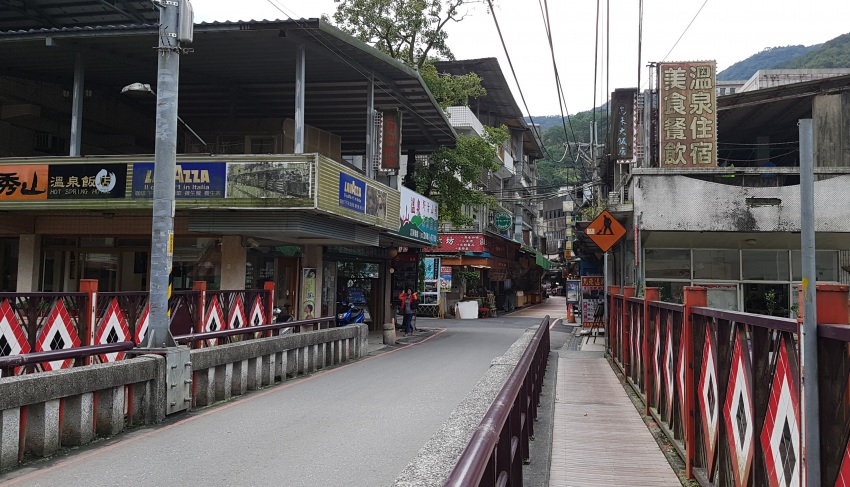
[0,18,456,154]
[718,74,850,143]
[0,0,159,31]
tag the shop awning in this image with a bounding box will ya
[535,251,552,271]
[438,256,509,269]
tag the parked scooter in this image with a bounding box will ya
[273,305,295,323]
[336,301,365,327]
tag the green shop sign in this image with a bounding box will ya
[493,213,512,230]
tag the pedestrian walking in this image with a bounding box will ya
[399,287,418,336]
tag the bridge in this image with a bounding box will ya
[1,288,849,486]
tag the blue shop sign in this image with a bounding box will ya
[338,173,366,213]
[132,162,226,198]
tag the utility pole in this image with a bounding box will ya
[799,118,820,486]
[148,0,192,348]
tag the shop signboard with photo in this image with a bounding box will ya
[226,161,311,201]
[581,276,604,328]
[398,186,438,245]
[421,257,440,305]
[315,157,399,231]
[566,280,581,304]
[133,162,225,199]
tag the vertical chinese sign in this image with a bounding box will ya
[611,88,637,162]
[380,109,401,171]
[658,61,717,168]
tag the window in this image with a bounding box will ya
[693,249,739,280]
[646,281,686,304]
[645,249,690,279]
[742,250,789,281]
[791,250,839,282]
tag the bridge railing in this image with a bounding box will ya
[0,280,275,376]
[443,316,550,486]
[607,284,850,487]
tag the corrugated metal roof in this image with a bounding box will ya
[0,18,456,154]
[0,0,160,32]
[435,58,544,159]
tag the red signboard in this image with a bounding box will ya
[428,234,486,253]
[381,109,401,171]
[427,234,515,255]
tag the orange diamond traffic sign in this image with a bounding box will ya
[585,210,626,252]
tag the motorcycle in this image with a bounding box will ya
[273,305,295,323]
[336,301,365,327]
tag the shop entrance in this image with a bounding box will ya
[336,261,383,329]
[276,257,300,312]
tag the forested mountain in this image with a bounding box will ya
[778,33,850,69]
[531,109,608,188]
[530,31,850,188]
[717,45,819,80]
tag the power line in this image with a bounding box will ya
[264,0,457,143]
[661,0,709,62]
[485,0,558,163]
[538,0,577,162]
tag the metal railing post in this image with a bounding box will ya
[683,286,707,479]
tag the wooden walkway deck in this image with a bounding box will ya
[549,353,682,487]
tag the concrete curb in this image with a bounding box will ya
[392,327,538,486]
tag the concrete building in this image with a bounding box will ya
[425,58,549,312]
[0,15,456,330]
[603,68,850,315]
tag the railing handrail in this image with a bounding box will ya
[444,316,550,486]
[690,305,799,332]
[0,342,135,368]
[818,322,850,341]
[647,300,684,312]
[173,317,336,344]
[0,292,87,298]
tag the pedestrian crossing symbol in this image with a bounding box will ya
[585,210,626,252]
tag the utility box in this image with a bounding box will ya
[165,346,192,415]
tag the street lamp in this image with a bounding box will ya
[121,83,208,148]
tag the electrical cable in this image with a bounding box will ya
[592,0,600,149]
[661,0,709,62]
[538,0,577,163]
[637,0,644,92]
[485,0,559,163]
[265,0,458,143]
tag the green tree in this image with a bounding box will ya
[413,125,508,226]
[534,107,608,188]
[419,62,486,109]
[332,0,486,70]
[331,0,498,228]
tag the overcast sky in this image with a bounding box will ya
[192,0,850,116]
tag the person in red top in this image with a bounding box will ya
[398,287,418,336]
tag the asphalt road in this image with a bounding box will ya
[1,313,562,487]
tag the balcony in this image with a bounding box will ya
[445,106,485,137]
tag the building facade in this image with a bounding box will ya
[0,18,455,330]
[600,66,850,315]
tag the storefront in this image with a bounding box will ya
[322,246,391,329]
[644,247,841,316]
